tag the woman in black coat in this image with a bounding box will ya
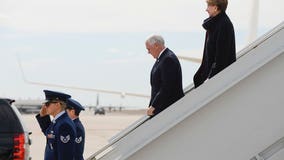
[194,0,236,88]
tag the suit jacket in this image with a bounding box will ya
[149,48,184,116]
[194,11,236,88]
[36,112,76,160]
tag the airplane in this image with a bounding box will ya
[12,92,121,115]
[85,93,126,115]
[13,99,42,114]
[15,52,201,115]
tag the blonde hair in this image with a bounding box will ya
[59,101,67,110]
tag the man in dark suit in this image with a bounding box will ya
[36,90,76,160]
[66,98,85,160]
[145,35,184,116]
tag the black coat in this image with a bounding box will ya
[194,11,236,88]
[149,48,184,116]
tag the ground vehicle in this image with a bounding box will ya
[0,98,32,160]
[94,107,105,115]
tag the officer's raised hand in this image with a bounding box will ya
[39,104,48,117]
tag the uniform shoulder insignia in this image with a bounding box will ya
[75,136,82,143]
[60,135,70,143]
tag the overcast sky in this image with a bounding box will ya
[0,0,283,108]
[1,0,283,32]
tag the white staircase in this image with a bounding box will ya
[87,21,284,160]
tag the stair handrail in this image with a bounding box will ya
[87,83,195,160]
[250,136,284,160]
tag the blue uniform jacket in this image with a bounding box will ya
[36,112,76,160]
[74,118,85,160]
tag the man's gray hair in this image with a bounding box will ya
[146,35,165,46]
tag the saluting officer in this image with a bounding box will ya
[36,90,76,160]
[66,98,85,160]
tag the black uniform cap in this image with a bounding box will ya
[43,90,71,102]
[66,98,85,112]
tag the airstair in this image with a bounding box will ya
[87,21,284,160]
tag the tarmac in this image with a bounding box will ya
[22,109,145,160]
